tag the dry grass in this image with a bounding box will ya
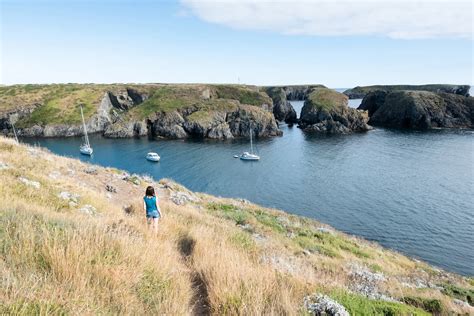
[0,136,473,315]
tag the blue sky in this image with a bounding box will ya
[1,0,472,87]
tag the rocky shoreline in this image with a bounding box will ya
[1,83,472,139]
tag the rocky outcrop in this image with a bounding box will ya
[141,105,281,140]
[344,84,470,99]
[363,90,474,129]
[264,85,326,123]
[103,120,147,138]
[107,88,147,111]
[0,104,41,135]
[298,88,371,134]
[358,90,388,116]
[265,87,297,123]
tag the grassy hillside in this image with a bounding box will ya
[0,137,473,315]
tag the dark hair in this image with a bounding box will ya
[145,186,155,197]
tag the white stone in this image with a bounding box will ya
[18,177,40,189]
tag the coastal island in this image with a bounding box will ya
[0,136,473,314]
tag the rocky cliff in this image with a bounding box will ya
[0,84,282,140]
[298,88,371,134]
[359,90,474,129]
[264,85,326,123]
[344,84,470,99]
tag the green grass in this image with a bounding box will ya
[215,85,271,106]
[306,88,348,112]
[401,296,444,314]
[254,209,285,233]
[15,85,103,127]
[229,231,256,251]
[330,290,430,316]
[135,269,173,312]
[0,300,67,315]
[293,228,371,259]
[439,283,473,305]
[207,203,250,225]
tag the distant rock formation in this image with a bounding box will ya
[298,88,371,134]
[264,85,326,124]
[344,84,470,99]
[359,90,474,129]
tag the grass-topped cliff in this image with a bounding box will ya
[299,88,371,134]
[343,84,470,99]
[0,84,279,139]
[1,137,473,315]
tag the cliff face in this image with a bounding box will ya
[359,90,474,129]
[264,87,297,123]
[344,84,470,99]
[264,85,326,124]
[0,84,282,140]
[298,88,371,134]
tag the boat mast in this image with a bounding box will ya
[250,127,254,154]
[11,121,19,143]
[80,106,90,147]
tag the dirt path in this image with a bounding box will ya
[178,235,211,316]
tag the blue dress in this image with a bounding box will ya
[144,196,160,218]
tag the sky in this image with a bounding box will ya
[1,0,472,87]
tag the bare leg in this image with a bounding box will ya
[152,217,159,234]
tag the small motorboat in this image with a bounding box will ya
[146,152,160,162]
[233,155,239,158]
[80,144,93,156]
[239,151,260,161]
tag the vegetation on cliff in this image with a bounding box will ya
[1,137,473,314]
[343,84,470,99]
[359,90,474,129]
[0,84,279,139]
[299,88,371,134]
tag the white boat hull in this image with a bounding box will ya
[240,153,260,161]
[146,152,160,162]
[146,157,160,162]
[80,146,93,156]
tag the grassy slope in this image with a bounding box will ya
[0,84,272,127]
[0,137,473,315]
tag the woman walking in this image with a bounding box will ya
[143,186,162,233]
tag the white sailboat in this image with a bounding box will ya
[79,106,93,156]
[239,127,260,161]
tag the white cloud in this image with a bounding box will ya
[180,0,473,39]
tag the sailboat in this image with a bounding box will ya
[239,127,260,161]
[79,106,93,156]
